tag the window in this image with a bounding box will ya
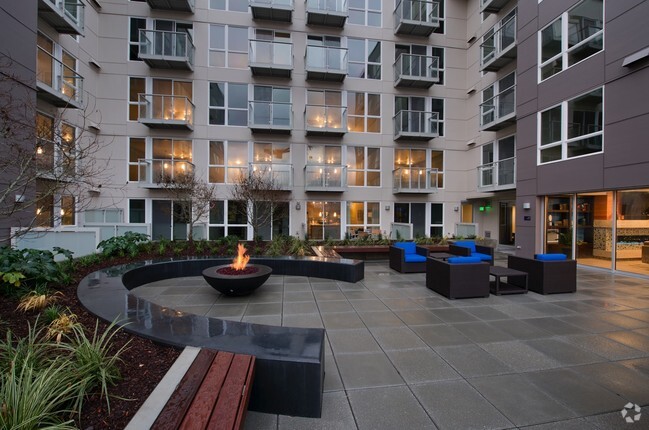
[481,136,515,188]
[346,202,380,238]
[35,113,54,171]
[209,82,248,126]
[307,145,342,165]
[252,142,291,188]
[431,150,444,188]
[306,89,344,131]
[129,18,193,62]
[129,199,146,223]
[395,44,444,84]
[307,201,341,240]
[481,72,515,128]
[430,203,443,237]
[128,78,145,121]
[251,86,291,127]
[394,148,444,187]
[37,33,80,101]
[209,25,248,68]
[209,141,248,183]
[128,77,193,121]
[539,0,603,81]
[36,195,75,227]
[348,38,381,79]
[539,88,603,164]
[349,0,381,26]
[346,146,380,187]
[129,138,145,181]
[348,92,380,133]
[129,18,146,61]
[35,113,76,176]
[209,200,249,240]
[433,0,446,34]
[395,96,444,136]
[209,0,248,12]
[61,196,75,226]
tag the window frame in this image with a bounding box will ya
[346,146,381,187]
[347,92,381,133]
[209,24,248,68]
[208,140,249,184]
[208,82,248,126]
[345,201,381,238]
[430,202,444,237]
[209,0,248,12]
[347,38,381,80]
[349,0,382,27]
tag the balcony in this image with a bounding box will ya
[477,157,516,192]
[146,0,195,13]
[138,94,195,130]
[137,158,195,188]
[394,54,439,88]
[139,30,195,71]
[480,0,510,14]
[249,101,292,134]
[304,165,346,192]
[393,167,438,193]
[249,40,293,78]
[38,0,84,35]
[305,46,348,81]
[394,0,440,36]
[305,106,347,136]
[250,0,293,23]
[480,86,516,131]
[36,49,83,109]
[249,163,293,190]
[306,0,348,27]
[393,110,439,141]
[480,14,517,72]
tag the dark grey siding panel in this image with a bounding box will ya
[537,154,605,195]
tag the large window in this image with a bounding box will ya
[35,113,75,176]
[129,199,146,223]
[307,201,341,240]
[128,77,193,121]
[209,25,247,68]
[348,38,381,79]
[251,86,291,127]
[347,146,380,187]
[395,96,444,136]
[346,202,380,238]
[209,82,248,126]
[129,18,193,62]
[209,141,248,183]
[430,203,443,237]
[349,0,381,26]
[539,88,603,164]
[347,92,380,133]
[209,200,248,240]
[481,72,515,128]
[539,0,603,81]
[480,135,515,188]
[128,137,145,181]
[209,0,248,11]
[394,148,444,188]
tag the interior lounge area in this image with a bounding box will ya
[544,189,649,277]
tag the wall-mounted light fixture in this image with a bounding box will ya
[453,206,459,212]
[295,202,301,211]
[385,205,390,211]
[522,202,531,210]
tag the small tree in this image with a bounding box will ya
[228,168,286,241]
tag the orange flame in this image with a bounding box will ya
[230,243,250,271]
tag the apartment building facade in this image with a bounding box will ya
[3,0,649,276]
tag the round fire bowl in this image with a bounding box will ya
[202,264,272,296]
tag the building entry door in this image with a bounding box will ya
[152,200,171,240]
[499,201,515,245]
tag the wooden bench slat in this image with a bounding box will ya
[179,351,234,430]
[152,349,217,430]
[207,354,255,430]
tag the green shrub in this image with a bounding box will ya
[97,232,150,258]
[0,247,72,296]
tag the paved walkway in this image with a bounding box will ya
[132,256,649,429]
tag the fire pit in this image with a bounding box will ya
[202,244,272,296]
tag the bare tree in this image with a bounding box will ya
[158,170,218,241]
[228,168,287,240]
[0,56,111,243]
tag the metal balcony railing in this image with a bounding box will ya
[306,0,348,26]
[36,47,83,108]
[248,101,293,133]
[478,157,516,191]
[250,0,294,22]
[480,85,516,131]
[480,13,517,71]
[393,110,439,140]
[138,94,195,130]
[394,0,440,36]
[305,105,347,135]
[137,158,195,187]
[249,39,293,77]
[392,167,438,193]
[38,0,84,35]
[394,53,439,87]
[249,162,294,189]
[139,29,195,70]
[304,165,347,191]
[305,45,348,81]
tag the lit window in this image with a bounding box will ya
[347,92,380,133]
[346,146,380,187]
[346,201,380,238]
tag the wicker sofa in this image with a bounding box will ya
[507,254,577,294]
[389,242,429,273]
[449,240,494,265]
[425,256,490,299]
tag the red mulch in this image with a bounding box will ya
[216,266,259,276]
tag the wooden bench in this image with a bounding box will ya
[312,245,342,258]
[153,349,255,430]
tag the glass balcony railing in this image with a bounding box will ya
[38,0,84,35]
[394,0,440,36]
[249,162,293,189]
[478,157,516,191]
[393,167,438,193]
[138,94,195,129]
[306,0,348,26]
[249,101,292,132]
[393,110,439,140]
[481,14,517,71]
[480,85,516,130]
[304,165,347,191]
[394,53,439,87]
[139,29,195,70]
[36,47,83,108]
[305,45,348,79]
[249,40,293,76]
[250,0,294,22]
[137,158,195,187]
[305,105,347,135]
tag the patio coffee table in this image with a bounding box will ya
[429,252,455,261]
[489,266,528,295]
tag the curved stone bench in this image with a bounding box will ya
[77,256,364,418]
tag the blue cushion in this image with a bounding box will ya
[447,256,481,264]
[404,254,427,263]
[535,253,567,261]
[454,240,476,253]
[472,252,493,261]
[394,242,416,254]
